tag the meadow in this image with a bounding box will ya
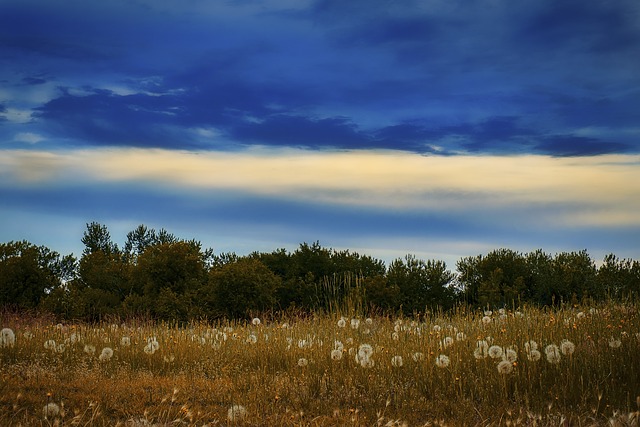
[1,303,639,426]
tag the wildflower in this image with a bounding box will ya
[488,345,503,359]
[67,332,79,344]
[359,357,375,368]
[43,402,60,419]
[0,328,15,347]
[473,348,485,359]
[504,348,518,363]
[482,316,492,325]
[391,355,403,367]
[435,354,450,369]
[497,360,513,374]
[475,340,489,358]
[442,336,454,349]
[527,349,541,362]
[144,337,160,354]
[350,318,360,329]
[331,349,343,361]
[120,336,131,347]
[560,339,575,356]
[227,404,247,422]
[99,347,113,362]
[337,318,346,328]
[357,344,374,360]
[412,352,425,362]
[609,338,622,349]
[297,357,308,367]
[252,317,261,326]
[44,339,56,350]
[84,344,96,355]
[524,340,538,352]
[298,339,309,349]
[545,344,561,364]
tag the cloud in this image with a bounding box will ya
[2,148,639,228]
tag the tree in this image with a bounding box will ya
[387,255,456,313]
[204,258,280,318]
[81,222,118,256]
[129,241,207,317]
[0,241,75,309]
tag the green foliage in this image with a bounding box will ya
[1,222,640,320]
[0,240,74,309]
[206,258,280,318]
[387,255,456,313]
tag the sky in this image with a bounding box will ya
[1,0,639,270]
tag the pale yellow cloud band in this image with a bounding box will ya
[2,148,639,227]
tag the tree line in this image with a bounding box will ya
[1,222,639,320]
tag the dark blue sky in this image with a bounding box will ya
[1,0,639,267]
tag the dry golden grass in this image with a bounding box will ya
[1,303,639,426]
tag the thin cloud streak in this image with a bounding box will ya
[3,148,639,228]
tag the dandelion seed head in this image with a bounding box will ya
[350,318,360,329]
[504,348,518,363]
[488,345,503,359]
[497,360,513,374]
[527,349,541,362]
[247,334,258,344]
[99,347,113,362]
[44,339,56,350]
[0,328,16,347]
[337,318,346,328]
[43,402,60,419]
[442,336,454,348]
[609,338,622,348]
[331,349,343,360]
[252,317,261,326]
[359,357,374,368]
[432,325,441,332]
[560,339,575,356]
[482,316,492,325]
[412,352,425,362]
[456,332,467,341]
[358,344,373,360]
[435,354,450,368]
[227,404,247,422]
[391,355,403,367]
[545,344,561,364]
[120,336,131,347]
[84,344,96,355]
[297,357,308,367]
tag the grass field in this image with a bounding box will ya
[1,303,639,426]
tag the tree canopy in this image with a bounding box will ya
[2,222,638,320]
